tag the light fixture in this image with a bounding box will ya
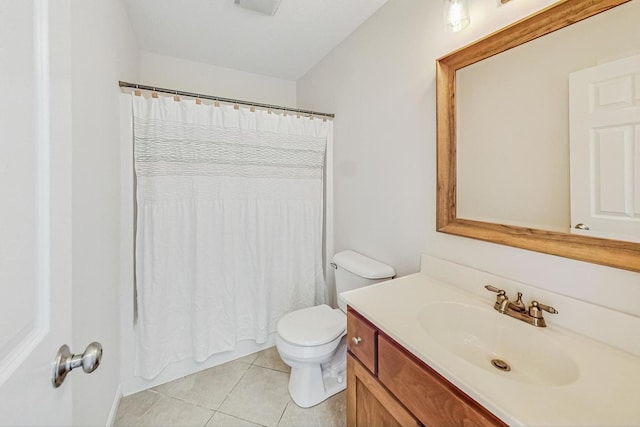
[234,0,283,16]
[444,0,470,33]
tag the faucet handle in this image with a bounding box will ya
[529,301,558,318]
[484,284,505,295]
[485,285,509,312]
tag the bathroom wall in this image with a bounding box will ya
[139,51,297,106]
[70,0,139,424]
[297,0,640,317]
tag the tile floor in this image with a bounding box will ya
[114,347,346,427]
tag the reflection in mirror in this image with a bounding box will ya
[456,0,640,242]
[436,0,640,272]
[569,54,640,243]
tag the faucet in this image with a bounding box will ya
[485,285,509,313]
[484,284,558,327]
[510,292,527,313]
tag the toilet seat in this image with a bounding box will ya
[277,304,345,346]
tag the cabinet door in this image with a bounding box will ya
[347,354,420,427]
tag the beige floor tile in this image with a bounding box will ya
[114,411,142,427]
[253,346,290,373]
[135,394,214,427]
[205,412,265,427]
[217,366,290,427]
[115,353,344,427]
[277,391,346,427]
[116,390,162,418]
[152,360,250,410]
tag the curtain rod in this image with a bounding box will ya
[118,81,335,119]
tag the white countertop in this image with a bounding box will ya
[341,272,640,426]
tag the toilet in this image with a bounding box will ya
[275,250,395,408]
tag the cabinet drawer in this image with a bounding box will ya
[378,334,506,427]
[347,307,377,374]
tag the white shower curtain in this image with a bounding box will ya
[132,95,330,379]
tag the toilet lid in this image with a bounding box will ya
[277,304,345,346]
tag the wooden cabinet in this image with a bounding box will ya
[346,307,507,427]
[347,354,420,427]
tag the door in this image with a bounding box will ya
[0,0,73,425]
[569,55,640,242]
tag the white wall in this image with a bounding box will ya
[297,0,640,317]
[70,0,139,425]
[139,51,297,107]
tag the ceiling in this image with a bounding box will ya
[124,0,388,81]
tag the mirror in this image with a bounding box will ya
[436,0,640,273]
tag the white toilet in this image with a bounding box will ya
[275,250,395,408]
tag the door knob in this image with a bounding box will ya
[574,223,590,230]
[52,342,103,388]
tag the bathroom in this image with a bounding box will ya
[1,0,639,425]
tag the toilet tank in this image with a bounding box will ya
[332,250,395,312]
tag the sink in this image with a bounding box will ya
[418,302,579,386]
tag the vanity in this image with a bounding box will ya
[341,255,640,426]
[346,307,505,427]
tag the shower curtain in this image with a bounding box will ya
[132,95,330,379]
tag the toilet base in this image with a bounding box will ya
[287,339,347,408]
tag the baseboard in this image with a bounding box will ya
[106,383,123,427]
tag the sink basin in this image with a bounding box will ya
[418,302,579,386]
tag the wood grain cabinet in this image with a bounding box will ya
[346,307,507,427]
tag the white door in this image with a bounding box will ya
[569,55,640,242]
[0,1,73,425]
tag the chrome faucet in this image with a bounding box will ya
[484,285,558,327]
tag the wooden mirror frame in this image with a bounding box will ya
[436,0,640,273]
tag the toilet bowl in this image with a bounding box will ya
[276,250,395,408]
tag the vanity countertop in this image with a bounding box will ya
[341,272,640,426]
